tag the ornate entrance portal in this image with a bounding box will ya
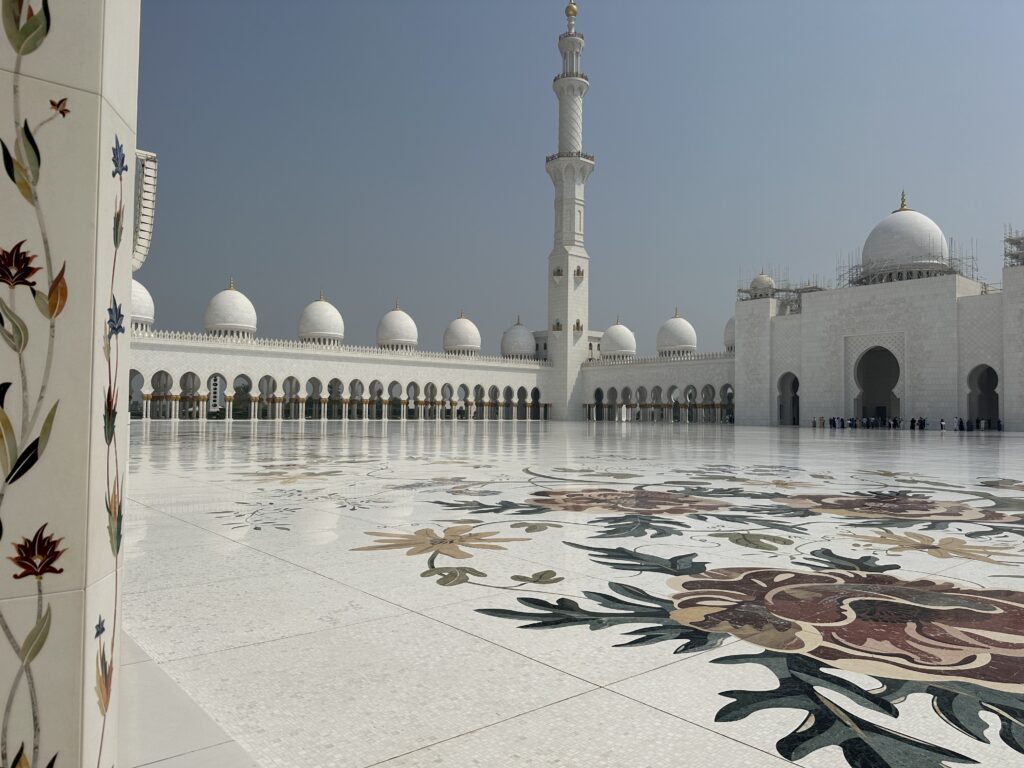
[855,346,900,420]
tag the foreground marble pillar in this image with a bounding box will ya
[0,1,140,765]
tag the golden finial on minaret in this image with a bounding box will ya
[228,277,235,290]
[565,1,577,18]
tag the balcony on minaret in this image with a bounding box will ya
[546,150,595,163]
[552,320,563,332]
[573,319,583,332]
[574,266,584,279]
[552,267,564,285]
[554,72,588,84]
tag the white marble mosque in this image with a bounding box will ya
[5,3,1024,768]
[127,2,1024,431]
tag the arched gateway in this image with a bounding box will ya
[855,346,900,420]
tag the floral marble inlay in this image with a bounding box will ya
[126,422,1024,767]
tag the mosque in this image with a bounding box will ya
[127,2,1024,429]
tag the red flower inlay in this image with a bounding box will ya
[9,524,66,580]
[0,240,41,289]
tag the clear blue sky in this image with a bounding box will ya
[137,0,1024,354]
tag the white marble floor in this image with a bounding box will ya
[122,421,1024,768]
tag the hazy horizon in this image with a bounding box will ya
[136,0,1024,354]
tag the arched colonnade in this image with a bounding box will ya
[586,383,735,423]
[128,370,548,421]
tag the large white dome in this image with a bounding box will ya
[656,310,697,357]
[862,200,948,273]
[377,304,418,349]
[601,320,636,359]
[204,280,257,336]
[723,316,735,351]
[130,278,154,329]
[443,313,481,355]
[299,294,344,344]
[501,318,534,359]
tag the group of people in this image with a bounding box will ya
[819,416,914,430]
[813,416,1003,431]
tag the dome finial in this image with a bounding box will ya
[459,309,465,319]
[228,277,235,290]
[319,289,325,302]
[900,189,907,211]
[516,314,521,325]
[394,297,400,310]
[674,306,680,318]
[565,1,577,32]
[615,315,621,325]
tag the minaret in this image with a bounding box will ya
[546,1,595,420]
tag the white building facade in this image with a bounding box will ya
[129,3,1023,430]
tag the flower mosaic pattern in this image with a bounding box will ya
[776,491,1021,523]
[345,458,1024,767]
[354,525,528,560]
[529,488,731,516]
[669,567,1024,692]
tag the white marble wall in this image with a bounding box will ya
[0,1,139,764]
[1002,265,1024,429]
[734,272,1021,428]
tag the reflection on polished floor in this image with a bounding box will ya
[123,421,1024,767]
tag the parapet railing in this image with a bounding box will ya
[545,151,595,163]
[582,351,735,368]
[553,73,589,83]
[130,328,552,368]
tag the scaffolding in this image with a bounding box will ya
[1005,225,1024,268]
[736,266,827,315]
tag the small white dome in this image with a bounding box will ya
[130,278,154,328]
[443,313,481,355]
[204,280,257,336]
[501,318,535,358]
[750,272,775,291]
[723,316,735,351]
[656,311,697,357]
[862,199,948,274]
[299,294,344,343]
[601,320,636,359]
[377,304,418,349]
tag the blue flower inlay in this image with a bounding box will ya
[106,299,125,338]
[111,135,128,178]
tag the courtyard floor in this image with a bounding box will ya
[123,421,1024,767]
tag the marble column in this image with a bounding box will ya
[0,2,140,765]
